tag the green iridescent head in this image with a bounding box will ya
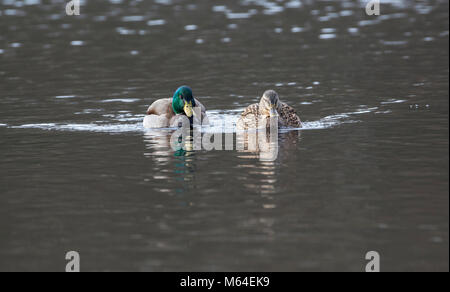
[172,86,196,117]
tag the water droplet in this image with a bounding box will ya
[285,0,302,9]
[121,16,145,22]
[339,10,353,17]
[212,5,228,12]
[185,25,198,31]
[263,204,276,209]
[147,19,166,26]
[70,40,84,46]
[319,34,336,40]
[321,28,336,34]
[291,26,304,33]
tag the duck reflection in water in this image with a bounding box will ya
[143,130,197,194]
[237,129,301,199]
[237,126,301,162]
[143,126,300,162]
[143,127,301,195]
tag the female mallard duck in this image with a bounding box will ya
[236,90,302,130]
[143,86,208,128]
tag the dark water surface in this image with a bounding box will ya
[0,0,448,271]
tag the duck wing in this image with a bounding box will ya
[279,103,302,128]
[146,98,173,115]
[242,103,260,116]
[237,103,260,130]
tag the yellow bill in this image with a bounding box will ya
[184,101,193,118]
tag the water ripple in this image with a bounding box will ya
[7,99,403,134]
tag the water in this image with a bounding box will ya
[0,0,448,272]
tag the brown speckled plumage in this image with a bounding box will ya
[237,91,302,130]
[278,103,302,128]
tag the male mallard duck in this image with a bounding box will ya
[236,90,302,130]
[143,86,208,128]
